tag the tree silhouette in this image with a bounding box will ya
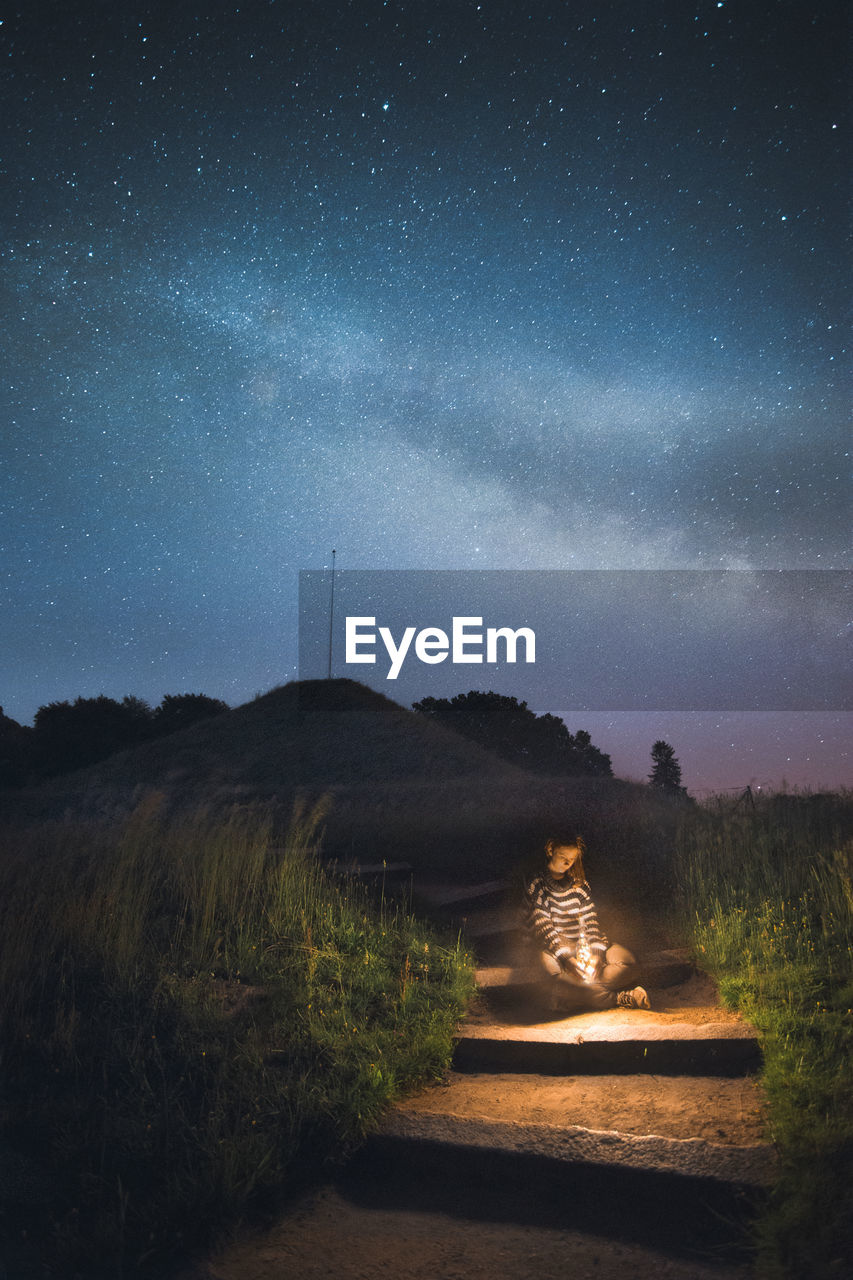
[0,707,35,788]
[33,695,153,776]
[649,739,685,794]
[26,691,230,780]
[151,693,229,737]
[412,690,612,777]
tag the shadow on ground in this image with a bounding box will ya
[341,1138,760,1268]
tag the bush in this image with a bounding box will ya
[675,794,853,1277]
[0,798,475,1277]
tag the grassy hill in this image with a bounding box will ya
[2,677,518,812]
[1,680,850,1276]
[1,677,690,879]
[16,679,523,796]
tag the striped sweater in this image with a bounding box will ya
[524,873,609,961]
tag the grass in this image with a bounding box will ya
[0,795,476,1278]
[675,793,853,1278]
[3,700,850,1280]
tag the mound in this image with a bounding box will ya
[3,680,688,879]
[4,680,523,821]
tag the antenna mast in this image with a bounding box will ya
[327,548,336,679]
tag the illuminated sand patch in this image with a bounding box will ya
[396,1071,768,1146]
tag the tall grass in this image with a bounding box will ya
[675,794,853,1278]
[0,795,475,1278]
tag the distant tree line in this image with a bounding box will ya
[0,683,690,798]
[411,692,693,798]
[0,693,229,787]
[412,690,613,777]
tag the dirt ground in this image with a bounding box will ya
[179,942,765,1278]
[182,1056,766,1280]
[185,1183,755,1280]
[396,1070,769,1146]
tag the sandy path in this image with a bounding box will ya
[179,902,765,1280]
[186,1183,754,1280]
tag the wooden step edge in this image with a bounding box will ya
[452,1031,762,1077]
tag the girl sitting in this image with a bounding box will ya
[524,835,650,1012]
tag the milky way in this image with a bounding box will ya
[2,1,849,790]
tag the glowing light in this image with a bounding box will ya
[576,936,598,982]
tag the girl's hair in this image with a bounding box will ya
[544,834,587,884]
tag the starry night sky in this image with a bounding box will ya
[2,1,850,791]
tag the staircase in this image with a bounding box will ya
[347,880,777,1268]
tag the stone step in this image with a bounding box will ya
[378,1108,777,1189]
[395,1070,770,1149]
[372,1065,776,1201]
[350,1103,774,1260]
[457,954,762,1076]
[454,987,762,1076]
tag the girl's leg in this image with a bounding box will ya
[537,950,562,978]
[537,949,618,1011]
[600,943,641,991]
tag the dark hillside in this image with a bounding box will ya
[2,679,521,816]
[1,679,689,880]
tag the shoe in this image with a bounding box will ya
[617,986,651,1010]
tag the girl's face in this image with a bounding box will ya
[546,844,580,879]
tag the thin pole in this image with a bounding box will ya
[327,548,336,678]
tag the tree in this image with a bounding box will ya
[33,695,153,776]
[27,691,229,779]
[121,695,156,740]
[412,691,612,777]
[649,739,685,794]
[151,693,229,737]
[0,707,36,788]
